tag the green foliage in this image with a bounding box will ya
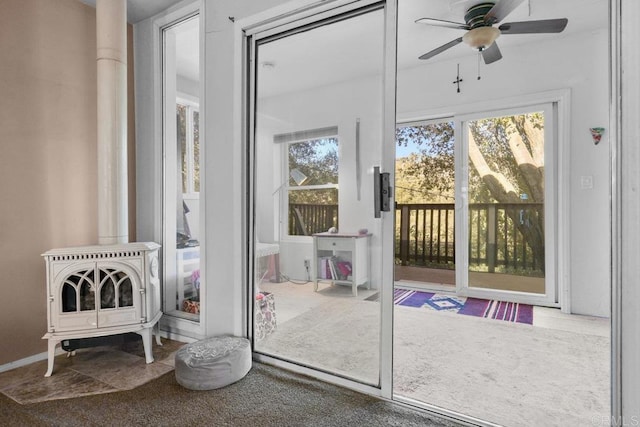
[396,114,546,273]
[288,138,338,205]
[395,113,544,204]
[396,122,455,203]
[468,113,544,203]
[288,138,338,185]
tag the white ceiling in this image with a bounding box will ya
[81,0,607,97]
[256,0,607,98]
[400,0,605,68]
[80,0,183,24]
[257,10,385,98]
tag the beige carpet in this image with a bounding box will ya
[0,363,461,427]
[258,299,609,427]
[257,298,381,385]
[0,338,184,404]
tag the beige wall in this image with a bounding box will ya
[0,0,135,366]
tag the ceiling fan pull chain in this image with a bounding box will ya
[477,51,482,80]
[452,63,463,93]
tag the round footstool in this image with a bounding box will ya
[175,336,252,390]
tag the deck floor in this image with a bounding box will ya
[394,265,545,294]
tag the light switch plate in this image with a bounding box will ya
[581,175,593,189]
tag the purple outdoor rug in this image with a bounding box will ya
[367,289,534,325]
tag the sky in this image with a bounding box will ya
[395,138,421,158]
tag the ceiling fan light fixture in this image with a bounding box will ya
[462,26,500,49]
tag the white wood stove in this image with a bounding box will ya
[42,242,162,376]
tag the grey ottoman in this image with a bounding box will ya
[175,336,252,390]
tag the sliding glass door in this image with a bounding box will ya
[457,104,557,305]
[248,2,395,388]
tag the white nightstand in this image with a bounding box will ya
[312,232,371,296]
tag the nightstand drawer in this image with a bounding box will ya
[316,237,352,251]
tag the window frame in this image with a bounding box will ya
[280,134,340,241]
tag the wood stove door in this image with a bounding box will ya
[53,261,99,332]
[96,262,143,328]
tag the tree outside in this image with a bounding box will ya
[287,138,339,234]
[396,112,545,276]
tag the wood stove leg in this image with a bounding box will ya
[136,328,154,364]
[44,339,60,377]
[154,323,162,346]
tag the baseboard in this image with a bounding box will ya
[159,329,198,344]
[0,348,65,374]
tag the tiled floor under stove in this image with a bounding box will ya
[0,338,185,404]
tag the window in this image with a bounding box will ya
[285,136,339,236]
[177,98,200,195]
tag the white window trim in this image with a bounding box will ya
[279,135,339,242]
[134,0,205,339]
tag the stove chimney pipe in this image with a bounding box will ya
[96,0,128,244]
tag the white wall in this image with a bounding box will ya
[396,28,610,317]
[136,0,609,330]
[256,75,383,282]
[201,0,286,336]
[177,75,198,98]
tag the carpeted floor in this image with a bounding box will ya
[258,296,609,427]
[1,281,608,426]
[0,362,460,427]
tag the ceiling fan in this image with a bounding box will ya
[416,0,568,64]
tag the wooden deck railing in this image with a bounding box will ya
[396,202,544,273]
[289,203,338,236]
[395,203,455,267]
[288,202,544,274]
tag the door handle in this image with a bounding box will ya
[374,166,392,218]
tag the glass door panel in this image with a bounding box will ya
[252,7,385,386]
[458,104,556,305]
[465,111,547,295]
[395,120,456,288]
[162,16,202,321]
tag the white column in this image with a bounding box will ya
[97,0,128,244]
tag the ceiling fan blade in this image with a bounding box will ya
[484,0,525,25]
[415,17,469,30]
[418,37,464,60]
[482,42,503,64]
[499,18,569,34]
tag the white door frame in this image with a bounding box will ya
[241,0,398,401]
[397,89,571,311]
[455,102,559,307]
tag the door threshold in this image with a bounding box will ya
[394,280,456,294]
